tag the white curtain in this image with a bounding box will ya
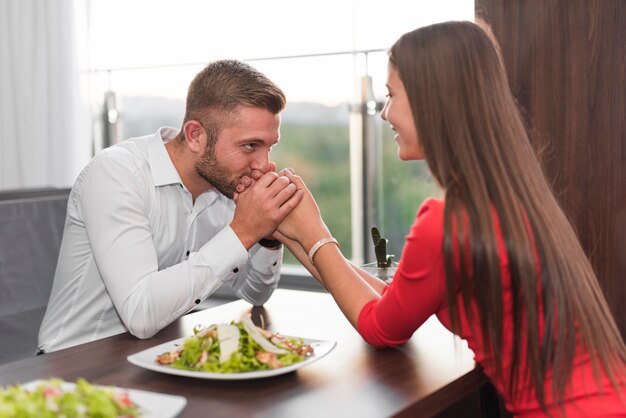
[0,0,88,189]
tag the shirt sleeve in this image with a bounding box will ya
[78,151,249,339]
[357,198,448,348]
[223,243,283,305]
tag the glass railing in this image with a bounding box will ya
[88,50,438,275]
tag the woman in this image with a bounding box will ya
[272,21,626,417]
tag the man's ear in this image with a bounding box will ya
[182,120,205,154]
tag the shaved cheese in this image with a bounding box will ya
[240,314,287,354]
[217,324,240,363]
[196,324,216,338]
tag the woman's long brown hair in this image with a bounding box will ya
[390,20,626,411]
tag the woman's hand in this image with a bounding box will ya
[277,170,331,252]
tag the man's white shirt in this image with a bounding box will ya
[38,127,282,352]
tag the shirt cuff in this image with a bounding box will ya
[249,244,283,277]
[195,226,249,285]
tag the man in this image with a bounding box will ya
[38,59,302,352]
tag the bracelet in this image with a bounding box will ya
[308,237,339,264]
[258,238,282,249]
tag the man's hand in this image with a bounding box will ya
[230,170,303,250]
[234,162,277,201]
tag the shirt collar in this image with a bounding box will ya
[196,188,223,207]
[148,127,183,187]
[147,127,224,208]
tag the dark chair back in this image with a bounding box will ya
[0,188,70,365]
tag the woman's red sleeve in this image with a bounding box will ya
[357,198,448,348]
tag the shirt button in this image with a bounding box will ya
[233,267,239,273]
[272,261,277,266]
[195,299,201,304]
[186,250,190,256]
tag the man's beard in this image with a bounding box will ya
[195,147,239,199]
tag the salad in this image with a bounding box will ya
[155,314,314,373]
[0,378,140,418]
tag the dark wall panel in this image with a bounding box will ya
[475,1,626,335]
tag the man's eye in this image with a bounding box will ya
[243,143,257,151]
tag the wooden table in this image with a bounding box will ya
[0,289,488,417]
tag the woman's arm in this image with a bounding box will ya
[236,168,389,328]
[273,230,327,290]
[348,263,387,294]
[274,231,388,295]
[276,171,386,328]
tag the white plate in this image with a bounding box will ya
[21,380,187,418]
[127,336,336,380]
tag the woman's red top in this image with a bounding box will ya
[358,198,626,417]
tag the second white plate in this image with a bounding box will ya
[127,335,336,380]
[21,380,186,418]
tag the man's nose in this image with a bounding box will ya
[250,152,271,173]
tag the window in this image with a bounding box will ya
[80,0,473,282]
